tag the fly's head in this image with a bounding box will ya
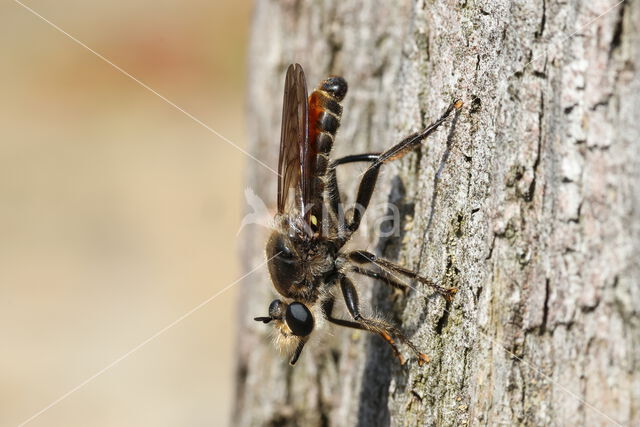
[256,299,314,338]
[254,297,315,365]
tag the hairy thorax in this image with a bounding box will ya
[266,214,338,304]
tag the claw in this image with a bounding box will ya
[417,353,430,366]
[398,354,407,365]
[444,287,458,302]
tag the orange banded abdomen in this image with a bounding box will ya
[308,77,346,154]
[306,76,347,229]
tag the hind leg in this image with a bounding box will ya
[329,100,462,239]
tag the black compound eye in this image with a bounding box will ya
[285,302,314,336]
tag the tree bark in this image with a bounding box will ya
[234,1,639,425]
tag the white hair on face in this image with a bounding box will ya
[267,319,296,353]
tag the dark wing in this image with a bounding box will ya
[277,64,309,215]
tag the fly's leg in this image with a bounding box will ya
[348,250,457,301]
[367,100,462,169]
[322,298,405,364]
[350,266,409,293]
[326,152,379,213]
[338,276,430,365]
[325,153,380,237]
[333,153,380,166]
[289,340,306,365]
[331,100,462,237]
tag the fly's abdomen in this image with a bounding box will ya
[309,77,347,158]
[307,76,348,229]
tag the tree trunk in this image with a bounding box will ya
[234,1,639,425]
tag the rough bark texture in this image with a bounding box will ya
[234,1,639,426]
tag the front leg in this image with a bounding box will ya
[339,276,430,365]
[289,340,306,365]
[322,297,405,364]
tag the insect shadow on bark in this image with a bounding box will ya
[355,175,411,426]
[355,110,462,426]
[412,108,463,339]
[420,107,463,249]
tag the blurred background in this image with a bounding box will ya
[1,0,252,425]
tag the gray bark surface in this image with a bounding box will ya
[234,1,640,425]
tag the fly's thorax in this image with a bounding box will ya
[266,217,338,300]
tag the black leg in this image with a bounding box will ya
[325,156,383,239]
[348,250,458,300]
[339,276,429,365]
[325,165,344,222]
[332,153,380,166]
[325,153,380,226]
[368,100,463,170]
[289,340,306,365]
[321,297,406,364]
[348,165,380,232]
[350,266,409,292]
[344,100,462,235]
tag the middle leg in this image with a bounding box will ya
[347,250,458,300]
[349,266,409,293]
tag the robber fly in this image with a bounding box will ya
[254,63,462,365]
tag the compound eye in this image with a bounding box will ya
[285,302,314,336]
